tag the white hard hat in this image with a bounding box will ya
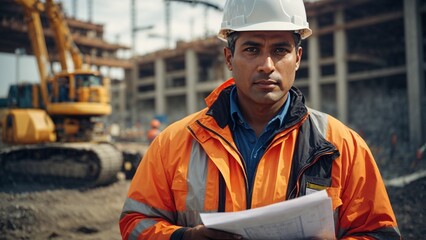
[218,0,312,40]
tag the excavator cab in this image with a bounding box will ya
[47,71,111,117]
[53,71,109,104]
[74,72,109,104]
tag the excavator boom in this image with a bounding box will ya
[15,0,50,107]
[45,0,84,71]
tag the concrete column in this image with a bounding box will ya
[308,17,321,110]
[131,59,139,126]
[123,68,133,127]
[334,9,348,124]
[106,66,110,77]
[155,58,166,115]
[120,81,126,128]
[404,0,424,146]
[186,49,198,113]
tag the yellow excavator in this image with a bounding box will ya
[0,0,125,186]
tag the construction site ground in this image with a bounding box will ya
[0,142,425,240]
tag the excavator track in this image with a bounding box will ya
[0,142,123,187]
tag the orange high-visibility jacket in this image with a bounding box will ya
[120,79,400,240]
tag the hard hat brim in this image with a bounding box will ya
[218,22,312,41]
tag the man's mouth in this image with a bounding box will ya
[255,79,277,85]
[253,79,278,90]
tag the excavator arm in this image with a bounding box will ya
[45,0,84,71]
[17,0,85,72]
[14,0,51,107]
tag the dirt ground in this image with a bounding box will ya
[387,176,426,239]
[0,179,130,240]
[0,142,425,240]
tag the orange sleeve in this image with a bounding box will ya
[328,120,399,238]
[119,135,183,239]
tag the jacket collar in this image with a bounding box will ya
[206,78,308,130]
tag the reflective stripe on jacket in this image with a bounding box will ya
[120,79,400,240]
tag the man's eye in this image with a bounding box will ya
[275,48,288,54]
[244,47,258,53]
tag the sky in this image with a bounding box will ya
[0,0,226,97]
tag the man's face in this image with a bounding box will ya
[224,31,302,108]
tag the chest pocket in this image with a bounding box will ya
[300,153,335,196]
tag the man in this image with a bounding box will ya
[120,0,401,239]
[146,119,161,144]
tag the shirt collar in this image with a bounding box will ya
[229,85,291,131]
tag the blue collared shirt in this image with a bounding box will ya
[229,86,291,191]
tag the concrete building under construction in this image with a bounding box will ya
[127,0,425,149]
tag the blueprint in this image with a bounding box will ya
[200,190,335,240]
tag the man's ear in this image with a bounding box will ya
[224,47,233,71]
[295,47,303,71]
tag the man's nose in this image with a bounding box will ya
[257,56,275,73]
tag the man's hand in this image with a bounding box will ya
[182,225,242,240]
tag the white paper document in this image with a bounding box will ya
[200,190,335,240]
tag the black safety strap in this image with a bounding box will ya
[218,173,226,212]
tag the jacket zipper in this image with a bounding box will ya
[192,120,251,209]
[288,150,335,199]
[247,129,294,208]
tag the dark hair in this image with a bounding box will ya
[226,32,302,56]
[226,32,239,55]
[293,33,302,49]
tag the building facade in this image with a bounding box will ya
[126,37,231,128]
[128,0,425,149]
